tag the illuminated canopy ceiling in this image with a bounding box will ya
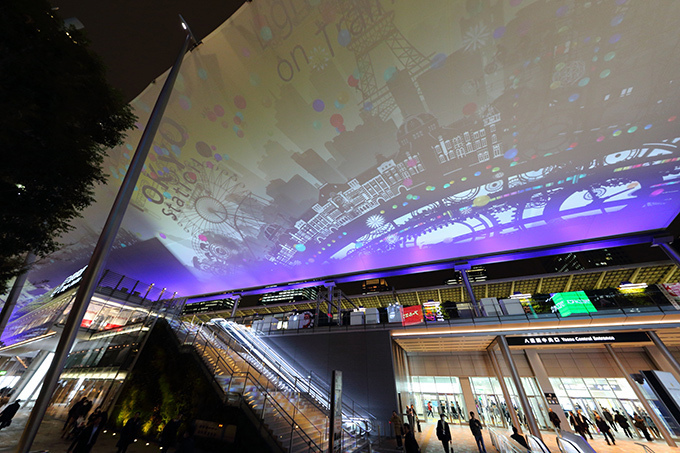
[33,0,680,297]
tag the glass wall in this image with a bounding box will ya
[469,376,550,430]
[409,376,467,424]
[549,377,668,440]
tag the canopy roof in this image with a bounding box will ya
[32,0,680,297]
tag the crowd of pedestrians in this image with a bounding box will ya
[391,405,490,453]
[53,396,194,453]
[390,402,664,452]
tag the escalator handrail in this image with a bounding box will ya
[190,325,326,451]
[213,320,377,429]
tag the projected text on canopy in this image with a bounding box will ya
[47,0,680,295]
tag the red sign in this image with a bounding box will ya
[402,305,424,326]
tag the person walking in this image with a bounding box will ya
[160,415,182,451]
[643,413,660,438]
[63,397,87,436]
[469,411,487,453]
[69,415,103,453]
[633,412,652,441]
[427,401,434,418]
[390,410,404,449]
[548,408,561,430]
[595,414,616,446]
[116,411,142,453]
[406,405,414,431]
[0,399,20,430]
[602,408,617,432]
[436,413,452,453]
[510,426,529,450]
[614,410,633,438]
[411,405,421,433]
[575,410,594,439]
[403,423,420,453]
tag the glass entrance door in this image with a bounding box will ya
[470,377,508,428]
[408,376,467,424]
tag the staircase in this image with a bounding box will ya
[175,321,327,452]
[172,319,374,452]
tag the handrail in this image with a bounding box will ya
[202,329,324,441]
[240,369,325,450]
[633,443,656,453]
[212,320,377,432]
[188,324,325,452]
[526,434,550,453]
[196,336,324,450]
[206,343,325,451]
[182,320,372,451]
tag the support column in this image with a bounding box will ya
[460,377,478,425]
[648,331,680,382]
[0,252,35,337]
[488,349,522,432]
[604,343,677,447]
[10,351,50,402]
[657,241,680,269]
[497,336,542,439]
[15,24,196,453]
[524,349,571,432]
[230,296,241,319]
[456,263,480,317]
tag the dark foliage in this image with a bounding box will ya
[110,320,272,452]
[0,0,136,293]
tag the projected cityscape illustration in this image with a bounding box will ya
[31,0,680,294]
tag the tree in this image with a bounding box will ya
[0,0,136,294]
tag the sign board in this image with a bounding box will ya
[544,392,559,405]
[402,305,424,326]
[552,291,598,317]
[506,332,650,346]
[422,301,444,322]
[51,265,88,298]
[329,370,343,453]
[0,370,6,376]
[660,283,680,310]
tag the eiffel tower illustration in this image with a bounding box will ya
[333,0,434,120]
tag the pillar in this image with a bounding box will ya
[460,377,478,424]
[230,296,240,319]
[488,349,521,432]
[524,349,571,432]
[15,27,196,453]
[456,263,480,317]
[648,331,680,383]
[11,351,50,401]
[604,343,677,447]
[497,336,542,439]
[657,241,680,269]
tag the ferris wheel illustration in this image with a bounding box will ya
[177,163,271,263]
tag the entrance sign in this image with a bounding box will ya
[506,332,650,346]
[552,291,597,317]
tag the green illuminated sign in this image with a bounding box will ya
[552,291,597,317]
[0,370,6,376]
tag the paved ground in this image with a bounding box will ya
[0,408,676,453]
[0,407,172,453]
[373,422,674,453]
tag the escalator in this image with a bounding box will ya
[173,319,375,452]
